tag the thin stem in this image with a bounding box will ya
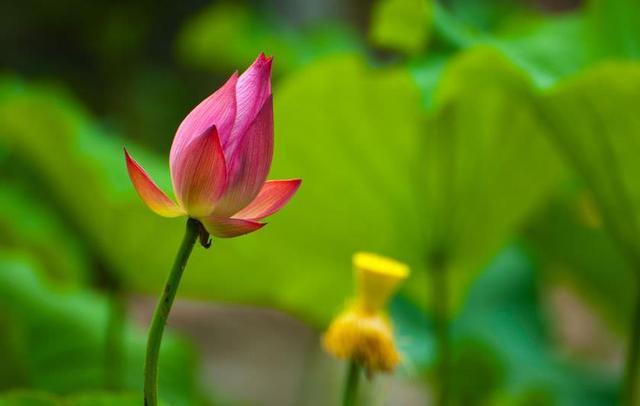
[144,218,200,406]
[431,263,451,406]
[624,279,640,405]
[342,360,361,406]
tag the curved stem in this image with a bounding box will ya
[144,218,200,406]
[624,280,640,405]
[431,263,450,406]
[342,360,361,406]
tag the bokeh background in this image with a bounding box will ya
[1,0,640,404]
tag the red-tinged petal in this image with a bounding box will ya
[200,215,265,238]
[171,126,227,217]
[234,179,301,220]
[171,73,238,169]
[224,53,272,159]
[214,96,274,217]
[124,149,184,218]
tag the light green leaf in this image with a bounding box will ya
[542,62,640,265]
[370,0,432,55]
[251,54,426,322]
[420,47,564,308]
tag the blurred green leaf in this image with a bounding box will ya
[431,2,481,51]
[0,390,145,406]
[420,47,564,307]
[586,0,640,59]
[0,183,89,284]
[542,62,640,266]
[451,338,506,404]
[393,244,617,403]
[390,295,434,371]
[265,54,427,321]
[0,390,58,406]
[524,188,635,332]
[431,3,640,89]
[454,245,616,405]
[0,251,204,406]
[63,392,141,406]
[369,0,432,55]
[438,0,527,33]
[492,13,595,89]
[177,3,361,75]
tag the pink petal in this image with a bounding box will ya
[171,126,227,217]
[234,179,302,220]
[214,96,274,217]
[171,73,238,169]
[124,149,184,218]
[200,215,265,238]
[223,53,272,159]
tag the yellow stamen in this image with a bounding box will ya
[323,305,400,373]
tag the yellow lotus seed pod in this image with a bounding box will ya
[323,252,409,373]
[353,252,409,313]
[323,305,401,372]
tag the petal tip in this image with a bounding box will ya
[254,52,273,71]
[231,179,301,220]
[124,147,140,171]
[258,52,272,62]
[203,124,219,138]
[124,149,184,218]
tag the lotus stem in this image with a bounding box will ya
[342,360,361,406]
[144,218,200,406]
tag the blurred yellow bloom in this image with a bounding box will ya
[323,252,409,373]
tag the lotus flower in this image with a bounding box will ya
[124,54,301,238]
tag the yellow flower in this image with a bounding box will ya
[323,252,409,373]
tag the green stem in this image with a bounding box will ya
[144,218,200,406]
[624,280,640,405]
[342,360,361,406]
[431,263,451,406]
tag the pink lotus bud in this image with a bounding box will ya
[125,54,301,238]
